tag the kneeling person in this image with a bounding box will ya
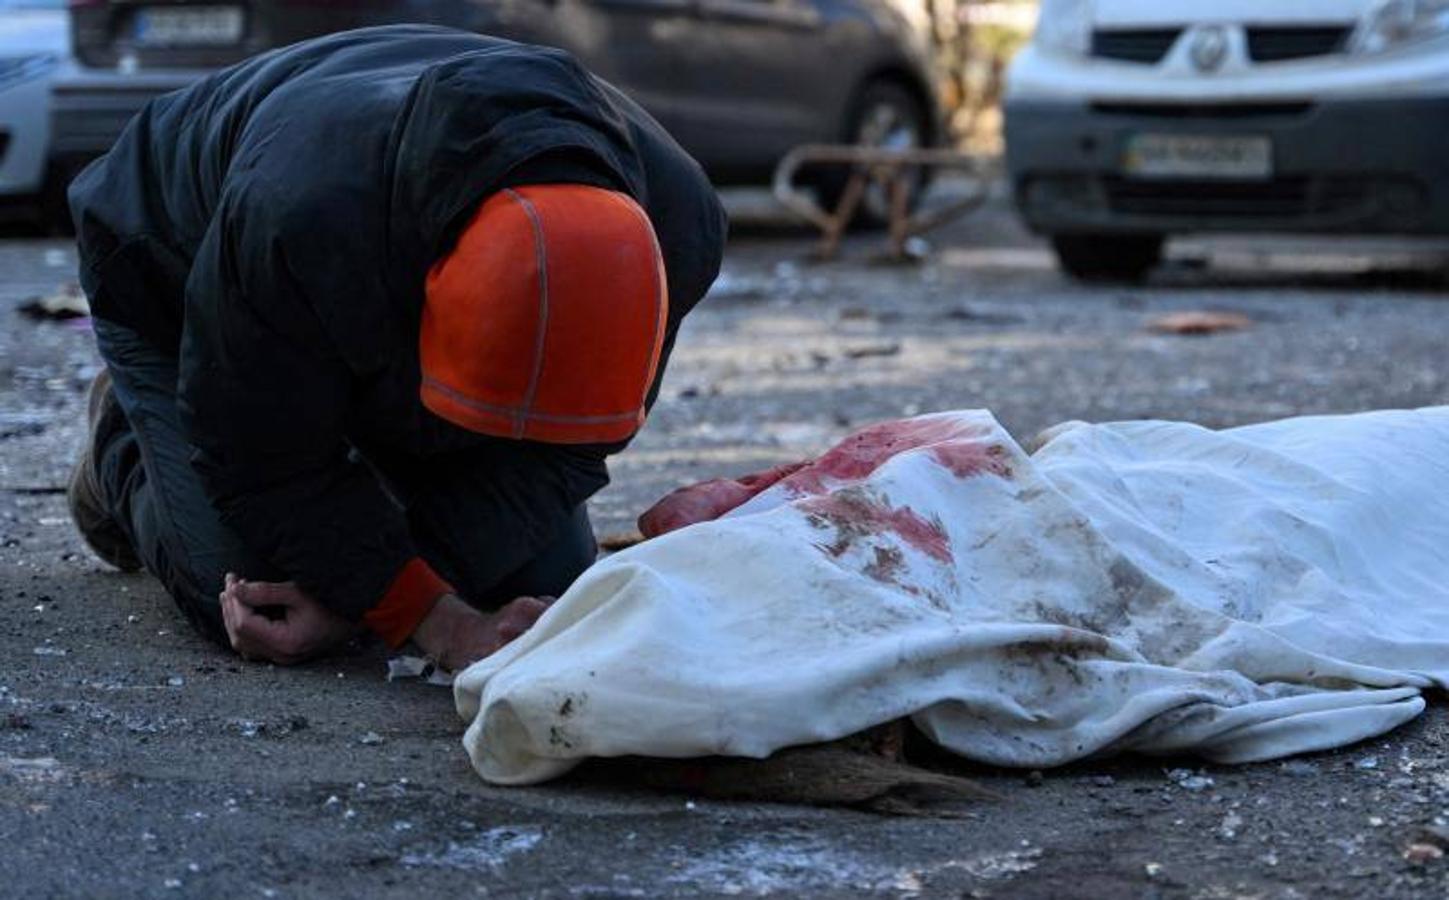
[65,26,726,670]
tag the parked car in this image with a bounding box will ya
[0,0,70,227]
[53,0,941,218]
[1004,0,1449,281]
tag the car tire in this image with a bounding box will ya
[1051,234,1164,283]
[814,79,930,230]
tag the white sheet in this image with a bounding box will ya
[455,408,1449,785]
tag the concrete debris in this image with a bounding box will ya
[401,826,544,871]
[842,341,902,359]
[18,284,90,321]
[0,756,64,782]
[1404,843,1444,864]
[1167,768,1215,792]
[1217,812,1244,841]
[385,655,453,686]
[229,715,307,738]
[1278,760,1321,777]
[958,846,1042,880]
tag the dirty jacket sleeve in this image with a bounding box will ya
[177,185,416,621]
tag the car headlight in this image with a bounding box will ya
[1354,0,1449,54]
[0,54,58,89]
[1033,0,1093,56]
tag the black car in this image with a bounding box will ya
[54,0,941,210]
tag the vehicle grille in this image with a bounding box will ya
[1090,102,1315,119]
[1245,26,1351,62]
[1091,29,1182,64]
[1101,177,1371,219]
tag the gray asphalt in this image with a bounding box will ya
[1,199,1447,898]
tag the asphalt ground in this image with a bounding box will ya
[0,197,1447,898]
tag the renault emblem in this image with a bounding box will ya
[1190,26,1229,71]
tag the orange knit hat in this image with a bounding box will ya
[420,184,669,444]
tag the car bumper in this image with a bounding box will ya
[1005,95,1449,236]
[50,69,205,160]
[0,70,58,199]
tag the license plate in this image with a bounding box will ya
[134,6,244,47]
[1123,133,1273,180]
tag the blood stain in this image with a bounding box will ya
[931,442,1013,479]
[783,417,991,495]
[802,490,952,564]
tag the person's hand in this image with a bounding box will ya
[637,459,812,538]
[220,573,360,665]
[411,593,551,672]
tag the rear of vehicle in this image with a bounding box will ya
[1003,0,1449,281]
[53,0,461,175]
[0,0,68,219]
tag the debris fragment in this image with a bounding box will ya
[1217,811,1244,841]
[1147,311,1253,335]
[401,825,545,870]
[1279,760,1320,777]
[1405,843,1444,864]
[0,756,64,782]
[843,341,902,360]
[385,655,453,686]
[937,305,1023,325]
[598,531,646,553]
[957,846,1042,880]
[18,284,90,321]
[1354,755,1379,770]
[1167,768,1214,792]
[359,731,385,746]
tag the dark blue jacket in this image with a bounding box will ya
[69,25,726,617]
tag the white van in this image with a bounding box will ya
[1004,0,1449,280]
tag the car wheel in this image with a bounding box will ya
[814,79,929,230]
[1051,234,1164,283]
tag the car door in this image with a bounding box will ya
[525,0,695,140]
[665,0,834,175]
